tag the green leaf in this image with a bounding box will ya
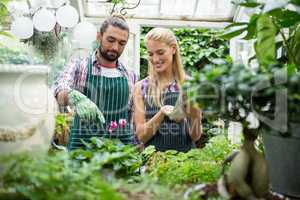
[0,31,13,38]
[268,9,300,27]
[239,2,262,7]
[290,0,300,6]
[255,14,277,66]
[0,3,8,18]
[290,25,300,67]
[243,14,259,40]
[220,27,247,40]
[224,22,248,30]
[287,64,297,75]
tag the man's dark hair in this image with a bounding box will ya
[100,14,129,34]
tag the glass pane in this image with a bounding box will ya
[160,0,197,16]
[195,0,235,19]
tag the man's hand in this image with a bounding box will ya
[68,90,105,123]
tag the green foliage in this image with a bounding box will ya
[0,135,240,199]
[0,47,43,64]
[140,27,229,79]
[231,0,263,8]
[24,31,59,62]
[145,135,237,186]
[183,61,231,119]
[0,152,123,200]
[174,28,229,72]
[70,137,143,177]
[55,113,72,136]
[291,0,300,5]
[0,137,145,200]
[185,60,300,129]
[111,0,126,4]
[0,45,67,85]
[290,25,300,67]
[255,14,277,66]
[221,0,300,68]
[0,0,12,44]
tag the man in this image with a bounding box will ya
[53,15,138,150]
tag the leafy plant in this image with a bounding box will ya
[0,47,43,64]
[222,0,300,68]
[110,0,126,4]
[185,59,300,133]
[0,152,124,200]
[174,28,229,72]
[70,137,143,177]
[55,113,72,135]
[53,113,73,146]
[0,134,240,199]
[23,31,60,63]
[184,0,300,132]
[0,0,12,44]
[145,135,237,186]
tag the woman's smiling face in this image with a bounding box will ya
[146,39,176,73]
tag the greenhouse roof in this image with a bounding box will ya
[72,0,237,25]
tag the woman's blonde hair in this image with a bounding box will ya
[145,27,185,107]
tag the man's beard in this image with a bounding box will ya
[99,45,120,62]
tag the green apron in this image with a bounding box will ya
[144,91,195,152]
[68,56,133,150]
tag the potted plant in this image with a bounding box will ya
[185,0,300,197]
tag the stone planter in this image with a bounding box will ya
[0,65,57,154]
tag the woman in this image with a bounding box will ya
[133,27,202,152]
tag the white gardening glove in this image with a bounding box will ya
[167,91,186,121]
[160,105,184,122]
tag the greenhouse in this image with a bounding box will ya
[0,0,300,199]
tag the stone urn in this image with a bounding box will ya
[0,65,58,154]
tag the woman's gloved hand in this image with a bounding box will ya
[68,90,105,123]
[160,105,175,116]
[161,105,184,122]
[168,96,185,121]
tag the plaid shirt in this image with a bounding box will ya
[53,50,138,110]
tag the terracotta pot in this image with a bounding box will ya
[0,65,58,154]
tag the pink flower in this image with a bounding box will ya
[110,121,118,129]
[118,118,127,128]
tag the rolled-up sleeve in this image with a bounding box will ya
[53,58,80,97]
